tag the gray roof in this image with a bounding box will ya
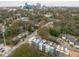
[75,42,79,45]
[62,34,77,43]
[62,34,79,46]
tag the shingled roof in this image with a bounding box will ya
[62,34,79,46]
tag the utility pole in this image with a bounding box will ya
[2,21,6,46]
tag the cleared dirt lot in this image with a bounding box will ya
[69,50,79,57]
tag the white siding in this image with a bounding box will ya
[75,45,79,48]
[39,43,43,51]
[62,37,66,39]
[69,41,74,45]
[45,44,50,53]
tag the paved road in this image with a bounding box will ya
[2,21,53,57]
[2,30,37,57]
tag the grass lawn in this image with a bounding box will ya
[10,43,50,57]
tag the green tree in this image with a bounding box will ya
[49,28,60,37]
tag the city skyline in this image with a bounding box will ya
[0,1,79,7]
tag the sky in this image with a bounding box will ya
[0,1,79,7]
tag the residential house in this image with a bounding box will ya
[17,17,29,21]
[38,40,45,51]
[61,34,77,45]
[56,45,69,55]
[74,42,79,49]
[28,36,69,56]
[62,34,79,49]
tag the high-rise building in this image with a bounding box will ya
[24,2,33,9]
[25,2,28,6]
[35,3,41,9]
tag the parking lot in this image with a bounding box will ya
[0,44,11,56]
